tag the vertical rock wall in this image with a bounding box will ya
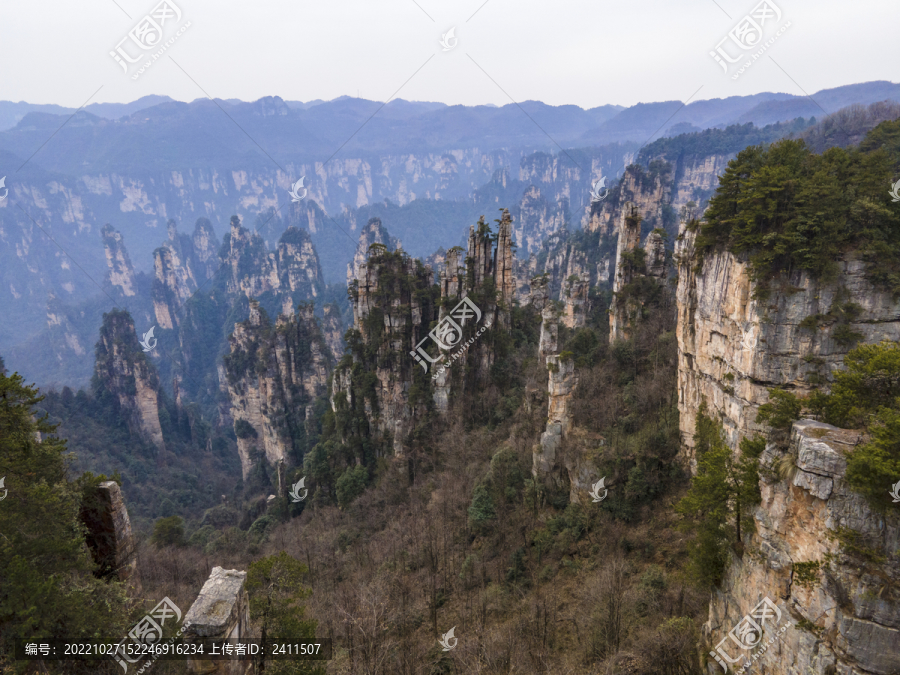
[704,421,900,675]
[675,227,900,467]
[94,310,165,452]
[224,300,332,479]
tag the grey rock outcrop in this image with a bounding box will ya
[224,300,332,479]
[675,227,900,468]
[152,218,220,329]
[184,567,252,675]
[94,310,165,452]
[704,420,900,675]
[101,225,137,297]
[80,481,139,592]
[609,204,643,342]
[347,217,399,285]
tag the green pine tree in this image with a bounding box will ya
[246,551,323,674]
[0,369,129,671]
[676,403,765,587]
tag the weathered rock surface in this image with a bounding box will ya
[561,274,589,329]
[532,353,578,492]
[675,227,900,467]
[336,250,436,457]
[609,204,644,342]
[94,310,165,451]
[152,218,220,329]
[704,420,900,675]
[184,567,251,675]
[321,304,344,362]
[219,216,324,310]
[101,224,137,297]
[510,184,567,256]
[347,217,399,285]
[80,481,139,592]
[224,300,332,479]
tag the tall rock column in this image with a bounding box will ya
[609,203,642,342]
[336,248,437,458]
[467,217,494,289]
[532,353,576,495]
[562,274,589,329]
[224,300,332,480]
[80,481,140,593]
[94,310,165,452]
[101,225,137,298]
[494,209,516,328]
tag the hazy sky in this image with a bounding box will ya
[2,0,898,109]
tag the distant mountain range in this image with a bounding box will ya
[3,80,896,149]
[1,80,898,386]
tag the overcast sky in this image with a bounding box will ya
[2,0,898,110]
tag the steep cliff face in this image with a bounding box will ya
[675,228,900,467]
[335,211,515,454]
[321,304,344,362]
[93,309,165,451]
[223,300,332,479]
[335,249,437,457]
[101,224,137,297]
[219,215,324,305]
[704,420,900,675]
[587,163,671,236]
[152,218,220,329]
[510,185,568,256]
[347,217,400,284]
[530,280,598,505]
[608,207,669,342]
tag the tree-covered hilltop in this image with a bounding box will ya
[694,119,900,296]
[638,117,815,163]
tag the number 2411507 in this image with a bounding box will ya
[271,643,321,655]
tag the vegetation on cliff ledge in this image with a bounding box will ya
[695,119,900,296]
